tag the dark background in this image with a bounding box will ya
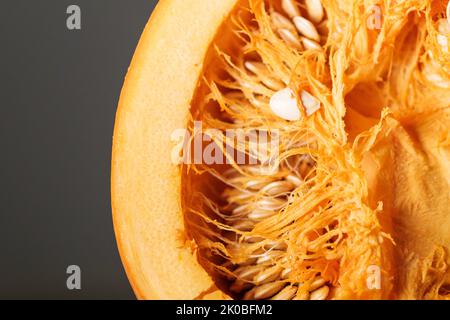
[0,0,159,299]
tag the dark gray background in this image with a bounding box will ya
[0,0,158,299]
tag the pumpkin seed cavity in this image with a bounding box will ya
[182,0,450,300]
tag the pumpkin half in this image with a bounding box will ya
[112,0,450,300]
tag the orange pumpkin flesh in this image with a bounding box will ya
[111,0,239,299]
[112,0,450,300]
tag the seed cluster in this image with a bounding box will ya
[222,158,329,300]
[186,0,450,300]
[219,0,331,300]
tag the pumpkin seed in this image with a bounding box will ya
[278,28,303,49]
[270,88,301,121]
[253,281,287,299]
[254,265,283,284]
[301,36,322,50]
[310,285,330,300]
[235,265,265,281]
[305,0,325,24]
[271,285,298,300]
[293,16,321,41]
[300,90,321,116]
[281,0,300,18]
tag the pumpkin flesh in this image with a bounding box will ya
[113,0,450,300]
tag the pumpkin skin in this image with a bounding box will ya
[112,0,450,300]
[111,0,238,299]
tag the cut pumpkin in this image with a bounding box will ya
[112,0,450,300]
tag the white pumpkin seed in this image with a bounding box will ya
[271,11,296,30]
[231,220,254,231]
[293,16,320,42]
[305,0,325,24]
[301,90,321,116]
[254,265,282,285]
[310,277,327,291]
[271,285,297,300]
[286,174,303,187]
[253,282,286,299]
[260,181,294,196]
[270,88,301,121]
[437,19,450,35]
[281,0,300,18]
[281,267,292,279]
[437,34,448,53]
[248,209,276,220]
[235,265,265,280]
[301,36,322,50]
[278,28,303,49]
[256,198,285,210]
[256,250,284,264]
[310,285,329,300]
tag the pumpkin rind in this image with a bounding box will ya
[111,0,238,299]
